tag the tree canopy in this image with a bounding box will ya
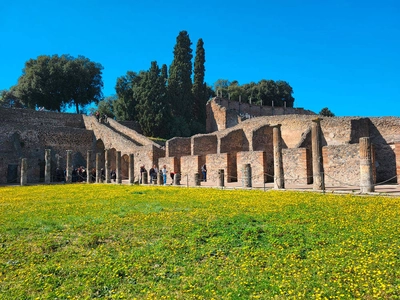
[215,79,295,107]
[13,54,103,113]
[319,107,335,117]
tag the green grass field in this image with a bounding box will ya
[0,185,399,299]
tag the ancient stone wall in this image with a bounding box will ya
[206,99,226,133]
[180,155,206,185]
[206,97,315,133]
[322,144,361,187]
[237,151,267,185]
[192,134,218,155]
[283,148,311,185]
[107,118,158,147]
[219,129,249,154]
[0,108,165,184]
[206,153,236,183]
[166,137,191,158]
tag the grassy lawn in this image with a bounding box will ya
[0,185,399,299]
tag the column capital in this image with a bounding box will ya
[312,117,323,123]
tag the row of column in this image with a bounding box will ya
[218,120,374,192]
[20,120,375,192]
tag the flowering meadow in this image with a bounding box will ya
[0,184,399,299]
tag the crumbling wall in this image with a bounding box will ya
[180,155,206,185]
[166,137,191,158]
[192,134,218,155]
[283,148,311,185]
[322,144,361,187]
[237,151,267,185]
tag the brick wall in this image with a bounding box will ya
[180,155,206,185]
[219,129,249,154]
[166,137,191,158]
[283,148,310,184]
[322,144,360,187]
[206,153,237,183]
[192,134,218,155]
[237,151,267,185]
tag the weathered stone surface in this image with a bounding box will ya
[237,151,267,185]
[2,101,400,188]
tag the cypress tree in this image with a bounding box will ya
[192,38,207,127]
[135,61,170,137]
[168,31,193,126]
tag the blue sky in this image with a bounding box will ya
[1,0,399,117]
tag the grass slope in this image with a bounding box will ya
[0,185,399,299]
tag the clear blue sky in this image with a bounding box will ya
[1,0,399,117]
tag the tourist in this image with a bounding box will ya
[201,164,207,182]
[101,168,105,182]
[91,168,96,182]
[162,165,167,185]
[149,165,157,184]
[110,169,116,182]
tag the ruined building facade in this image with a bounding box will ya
[1,98,400,188]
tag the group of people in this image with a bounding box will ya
[138,164,207,184]
[55,163,208,184]
[139,164,171,185]
[55,166,115,183]
[95,111,108,124]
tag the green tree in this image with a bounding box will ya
[168,30,193,128]
[135,61,170,137]
[0,88,23,108]
[94,95,117,119]
[319,107,335,117]
[64,56,104,113]
[113,71,140,121]
[192,38,207,128]
[214,79,230,98]
[14,54,103,113]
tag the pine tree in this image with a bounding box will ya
[192,38,207,129]
[168,31,193,128]
[135,61,170,137]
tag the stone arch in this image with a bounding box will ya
[192,134,218,155]
[219,129,249,154]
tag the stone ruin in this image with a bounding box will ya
[1,97,400,192]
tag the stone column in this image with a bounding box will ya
[21,158,27,186]
[96,153,101,183]
[312,118,325,190]
[86,150,92,183]
[173,173,181,185]
[66,150,73,183]
[45,149,51,184]
[56,154,61,169]
[116,151,121,184]
[129,154,134,184]
[241,164,252,188]
[273,124,285,189]
[142,171,148,184]
[105,150,110,183]
[158,171,163,185]
[194,173,200,186]
[218,169,225,187]
[360,137,374,193]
